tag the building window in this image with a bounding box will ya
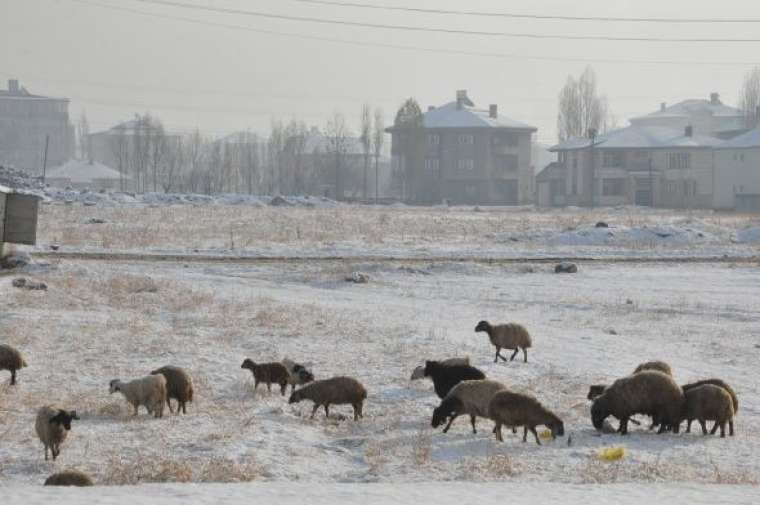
[683,180,697,197]
[457,159,475,172]
[425,158,440,173]
[668,152,691,169]
[602,178,625,196]
[602,151,624,168]
[458,134,474,145]
[428,134,440,145]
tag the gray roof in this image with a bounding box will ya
[632,99,742,121]
[550,125,723,152]
[718,126,760,149]
[422,101,536,131]
[47,160,127,183]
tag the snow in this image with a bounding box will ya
[3,482,760,505]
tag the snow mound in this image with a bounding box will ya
[544,224,713,247]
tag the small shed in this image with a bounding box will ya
[46,159,126,190]
[0,184,40,257]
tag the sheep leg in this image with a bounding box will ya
[324,404,330,418]
[494,423,503,442]
[522,426,528,443]
[353,404,360,421]
[358,402,364,419]
[470,415,477,434]
[52,445,59,461]
[310,404,319,419]
[522,348,528,363]
[181,401,187,415]
[10,369,16,386]
[266,382,272,394]
[701,420,709,435]
[44,445,49,461]
[710,421,719,436]
[530,426,541,445]
[620,418,629,435]
[509,348,519,362]
[685,419,692,433]
[729,419,734,436]
[442,414,458,433]
[167,397,175,414]
[494,348,502,363]
[719,422,726,438]
[254,380,259,392]
[280,382,287,396]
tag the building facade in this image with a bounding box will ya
[0,79,74,174]
[387,90,536,205]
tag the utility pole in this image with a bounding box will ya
[588,128,597,208]
[42,134,50,182]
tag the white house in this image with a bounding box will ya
[46,159,127,190]
[714,127,760,211]
[630,93,745,138]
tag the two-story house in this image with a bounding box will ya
[387,90,537,205]
[0,79,74,173]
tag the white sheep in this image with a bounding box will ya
[109,375,167,418]
[475,321,532,363]
[431,379,507,433]
[35,405,79,461]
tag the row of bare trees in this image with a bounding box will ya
[86,107,386,198]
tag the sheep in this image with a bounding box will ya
[431,379,506,434]
[681,383,736,437]
[682,379,738,416]
[288,376,367,421]
[282,358,315,393]
[591,371,684,435]
[44,470,94,487]
[109,375,167,418]
[241,359,290,395]
[0,344,28,385]
[474,320,532,363]
[150,366,194,415]
[423,360,486,399]
[35,406,79,461]
[410,357,470,381]
[489,390,565,444]
[633,360,673,376]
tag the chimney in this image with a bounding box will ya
[710,92,720,105]
[8,79,19,94]
[660,102,667,112]
[489,104,498,119]
[685,125,693,137]
[456,89,468,110]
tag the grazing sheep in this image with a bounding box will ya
[431,379,506,434]
[489,390,565,444]
[35,406,79,461]
[282,358,315,393]
[423,360,486,399]
[44,470,94,487]
[681,384,735,437]
[474,321,532,363]
[109,375,167,418]
[0,344,27,385]
[591,371,684,435]
[150,366,194,415]
[682,379,738,416]
[241,359,290,395]
[410,357,470,381]
[288,376,367,421]
[633,360,673,376]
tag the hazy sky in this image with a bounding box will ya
[3,0,760,143]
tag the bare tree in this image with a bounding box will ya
[359,104,372,200]
[76,111,91,161]
[161,136,183,193]
[268,120,285,195]
[283,120,308,194]
[240,133,260,194]
[149,119,167,192]
[372,108,385,202]
[393,98,425,201]
[184,129,205,193]
[109,123,130,191]
[324,112,352,201]
[740,66,760,128]
[557,67,613,141]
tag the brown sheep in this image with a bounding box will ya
[35,406,79,461]
[475,321,532,363]
[44,470,94,487]
[288,376,367,421]
[431,380,506,434]
[489,390,564,444]
[150,366,194,415]
[591,371,684,435]
[241,359,290,395]
[633,360,672,376]
[682,379,738,416]
[0,344,28,385]
[681,384,735,437]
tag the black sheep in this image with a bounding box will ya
[423,360,486,399]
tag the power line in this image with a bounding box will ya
[123,0,760,43]
[67,0,760,65]
[290,0,760,24]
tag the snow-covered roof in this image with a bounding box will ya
[422,101,536,131]
[0,183,11,194]
[632,99,742,121]
[718,126,760,149]
[46,160,127,183]
[550,125,723,152]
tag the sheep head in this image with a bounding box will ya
[241,359,256,371]
[587,385,607,401]
[547,418,565,438]
[50,410,79,430]
[108,379,122,394]
[288,390,303,404]
[474,321,491,334]
[590,398,609,431]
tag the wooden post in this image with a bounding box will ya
[42,134,50,181]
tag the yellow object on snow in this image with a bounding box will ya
[597,446,626,461]
[539,429,554,439]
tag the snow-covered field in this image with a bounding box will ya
[2,204,760,500]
